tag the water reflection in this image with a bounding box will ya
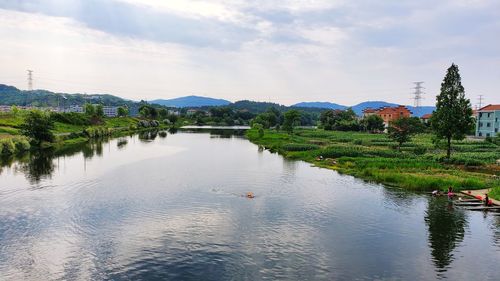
[138,130,158,142]
[18,151,56,184]
[425,197,467,271]
[117,138,128,149]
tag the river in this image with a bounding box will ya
[1,130,499,280]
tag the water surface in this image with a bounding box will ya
[1,131,500,280]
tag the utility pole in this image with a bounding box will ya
[478,95,484,109]
[412,81,424,116]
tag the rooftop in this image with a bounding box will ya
[478,104,500,111]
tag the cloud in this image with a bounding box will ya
[0,0,499,105]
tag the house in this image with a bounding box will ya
[374,105,412,127]
[186,109,198,116]
[421,113,432,123]
[168,110,180,116]
[0,105,11,112]
[362,108,377,118]
[102,106,118,117]
[67,105,84,113]
[476,104,500,137]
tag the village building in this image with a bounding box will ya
[362,108,377,118]
[421,113,432,123]
[476,104,500,137]
[362,105,412,127]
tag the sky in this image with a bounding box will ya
[0,0,498,106]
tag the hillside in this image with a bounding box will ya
[292,102,346,110]
[0,84,133,107]
[150,96,230,108]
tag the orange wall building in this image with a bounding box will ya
[373,105,412,126]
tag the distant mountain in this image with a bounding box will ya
[406,106,435,117]
[292,100,435,117]
[0,84,133,107]
[150,96,230,108]
[350,101,399,115]
[292,102,346,110]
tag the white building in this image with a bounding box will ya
[103,106,118,117]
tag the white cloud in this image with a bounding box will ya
[0,0,499,105]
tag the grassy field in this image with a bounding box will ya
[0,112,164,152]
[247,129,500,196]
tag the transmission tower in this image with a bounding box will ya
[478,95,484,109]
[27,70,33,91]
[412,81,425,116]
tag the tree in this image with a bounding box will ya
[117,106,128,117]
[282,110,301,133]
[362,114,385,133]
[21,110,55,145]
[387,117,421,150]
[158,108,168,120]
[95,104,104,118]
[84,103,103,124]
[430,64,474,158]
[320,108,359,131]
[84,103,95,116]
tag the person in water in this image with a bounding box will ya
[447,186,454,199]
[484,193,491,206]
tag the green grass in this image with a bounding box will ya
[248,129,500,194]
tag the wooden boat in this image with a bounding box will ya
[454,202,484,206]
[464,206,500,211]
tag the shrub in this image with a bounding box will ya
[0,139,15,155]
[137,120,150,128]
[150,120,160,127]
[12,137,30,152]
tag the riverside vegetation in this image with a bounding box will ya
[0,105,180,156]
[247,129,499,195]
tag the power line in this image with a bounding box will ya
[27,69,33,91]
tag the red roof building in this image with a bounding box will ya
[375,105,412,126]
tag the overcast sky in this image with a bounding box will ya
[0,0,498,106]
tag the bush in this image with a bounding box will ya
[0,139,15,155]
[83,127,112,139]
[12,137,30,152]
[163,119,171,125]
[137,120,150,128]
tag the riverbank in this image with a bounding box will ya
[0,112,181,155]
[247,129,500,196]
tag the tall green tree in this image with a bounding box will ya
[282,110,301,133]
[430,64,474,158]
[21,110,55,145]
